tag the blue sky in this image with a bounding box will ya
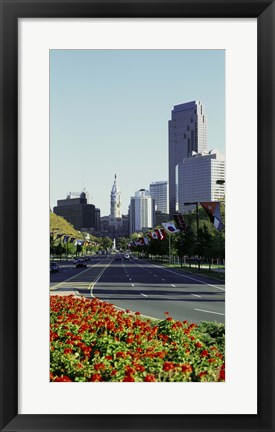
[50,49,225,216]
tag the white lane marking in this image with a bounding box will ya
[150,263,225,291]
[140,293,148,297]
[89,260,113,293]
[50,261,103,290]
[129,278,132,281]
[114,304,160,321]
[192,294,201,298]
[194,308,225,316]
[171,284,176,287]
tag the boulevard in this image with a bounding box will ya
[50,255,225,324]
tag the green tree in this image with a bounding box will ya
[117,237,129,251]
[100,236,113,251]
[197,224,215,270]
[212,229,225,262]
[55,242,65,260]
[147,237,169,257]
[76,244,83,257]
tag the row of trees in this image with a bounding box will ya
[129,204,225,270]
[50,205,225,269]
[50,235,114,259]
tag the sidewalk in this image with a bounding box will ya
[50,290,80,297]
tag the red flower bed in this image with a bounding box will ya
[50,295,225,382]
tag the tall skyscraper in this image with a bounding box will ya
[177,149,225,212]
[129,189,155,234]
[149,181,169,214]
[110,174,122,222]
[168,101,208,214]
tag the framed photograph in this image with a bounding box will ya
[0,1,274,431]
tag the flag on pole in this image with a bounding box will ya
[137,238,145,245]
[160,228,166,240]
[148,230,159,240]
[173,213,187,231]
[200,202,224,231]
[154,228,164,240]
[162,222,180,234]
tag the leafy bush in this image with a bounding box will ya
[197,321,225,355]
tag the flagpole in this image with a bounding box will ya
[169,232,171,264]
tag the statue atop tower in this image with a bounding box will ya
[110,174,122,224]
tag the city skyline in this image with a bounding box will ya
[50,49,225,216]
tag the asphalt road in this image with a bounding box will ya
[50,256,225,324]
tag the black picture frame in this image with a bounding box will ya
[0,1,274,431]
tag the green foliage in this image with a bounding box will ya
[50,212,80,238]
[117,237,129,251]
[98,236,113,251]
[147,238,169,256]
[50,296,225,382]
[197,321,225,355]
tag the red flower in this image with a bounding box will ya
[195,342,202,348]
[200,350,209,357]
[135,364,145,372]
[90,374,102,382]
[54,375,72,382]
[64,348,73,355]
[116,351,126,358]
[125,366,135,375]
[163,362,175,372]
[144,374,157,382]
[135,312,141,316]
[219,363,225,381]
[94,363,105,371]
[123,375,135,382]
[154,351,166,359]
[181,364,192,373]
[199,371,207,378]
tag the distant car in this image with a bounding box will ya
[50,262,59,273]
[75,259,87,268]
[124,254,130,260]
